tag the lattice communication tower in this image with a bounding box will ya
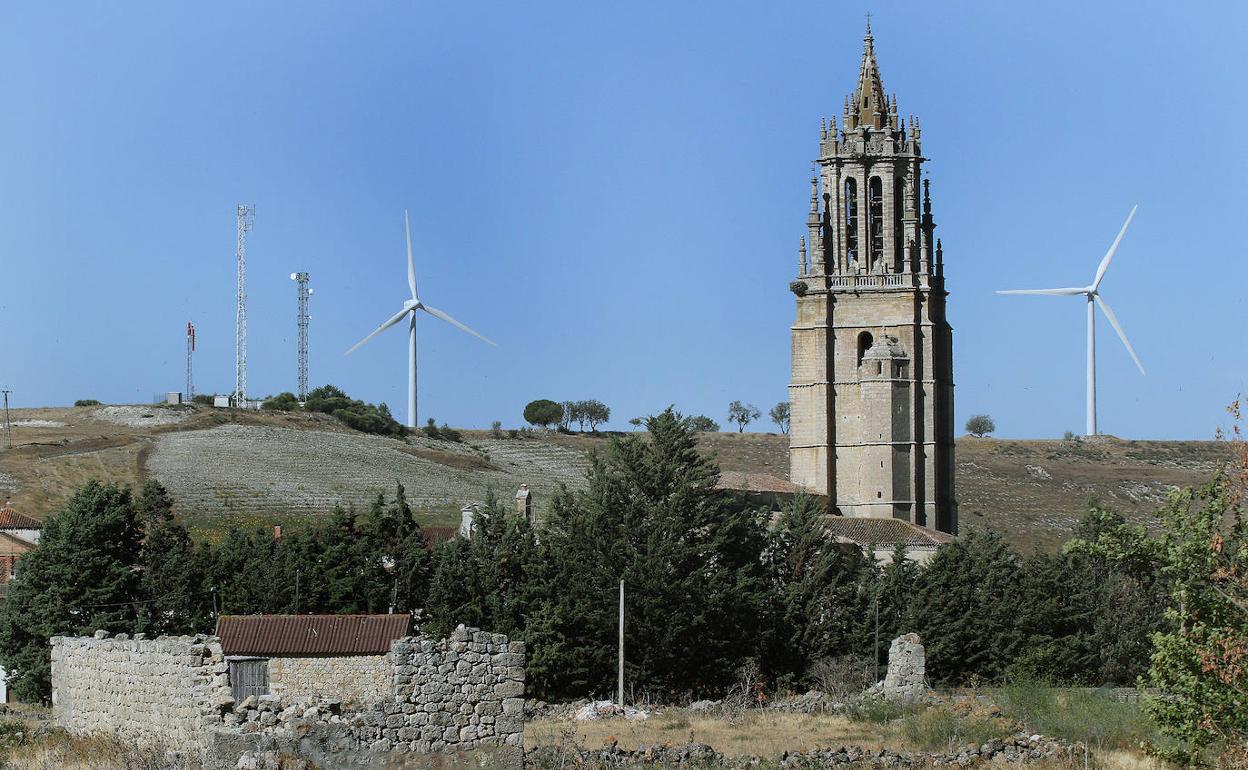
[235,204,255,406]
[186,321,196,402]
[292,272,312,400]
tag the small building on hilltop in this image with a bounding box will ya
[824,516,953,565]
[215,613,412,706]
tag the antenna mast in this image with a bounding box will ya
[186,321,196,403]
[292,272,311,400]
[234,204,255,407]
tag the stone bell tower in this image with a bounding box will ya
[788,23,956,534]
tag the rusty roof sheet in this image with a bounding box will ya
[823,517,955,548]
[215,614,412,656]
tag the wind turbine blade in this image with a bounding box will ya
[404,210,418,301]
[996,288,1088,296]
[1092,204,1138,291]
[420,304,497,346]
[1094,294,1145,375]
[345,306,412,355]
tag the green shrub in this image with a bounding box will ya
[845,696,921,724]
[303,385,404,438]
[491,421,503,439]
[191,394,214,405]
[995,682,1161,750]
[261,392,299,411]
[900,707,1004,751]
[73,399,101,407]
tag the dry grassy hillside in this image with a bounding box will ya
[0,404,1227,549]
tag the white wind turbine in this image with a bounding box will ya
[345,210,495,428]
[997,205,1144,437]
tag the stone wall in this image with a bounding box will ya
[51,631,232,756]
[268,654,390,706]
[880,633,925,701]
[51,625,524,767]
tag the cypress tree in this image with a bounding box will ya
[906,529,1022,684]
[766,493,871,682]
[535,407,770,699]
[0,481,145,701]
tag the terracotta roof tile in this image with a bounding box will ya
[823,517,954,548]
[717,471,800,494]
[0,506,41,530]
[215,614,412,656]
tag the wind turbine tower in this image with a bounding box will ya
[292,272,312,401]
[234,204,255,407]
[997,206,1144,436]
[346,210,495,428]
[186,321,196,402]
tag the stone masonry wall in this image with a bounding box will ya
[268,654,390,706]
[51,631,233,756]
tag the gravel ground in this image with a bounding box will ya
[93,406,193,428]
[12,419,66,428]
[148,425,589,519]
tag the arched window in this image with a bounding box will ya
[856,331,874,367]
[844,178,858,267]
[868,177,884,267]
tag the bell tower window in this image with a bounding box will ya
[844,178,858,267]
[869,176,884,267]
[894,177,905,271]
[856,331,873,367]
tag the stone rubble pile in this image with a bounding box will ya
[525,733,1071,769]
[574,700,650,721]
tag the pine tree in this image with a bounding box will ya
[0,481,145,701]
[865,546,924,674]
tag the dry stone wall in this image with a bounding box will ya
[268,654,390,706]
[51,631,233,757]
[51,626,524,768]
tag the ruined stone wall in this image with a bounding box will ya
[350,625,525,752]
[268,654,390,706]
[51,631,232,755]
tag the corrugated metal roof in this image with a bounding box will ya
[215,614,412,656]
[823,517,955,547]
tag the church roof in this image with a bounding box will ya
[824,516,953,548]
[850,21,891,130]
[717,471,799,495]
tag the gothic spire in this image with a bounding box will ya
[851,21,888,130]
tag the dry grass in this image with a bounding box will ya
[527,710,895,756]
[1,404,1227,551]
[0,731,194,770]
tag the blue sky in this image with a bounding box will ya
[1,2,1243,439]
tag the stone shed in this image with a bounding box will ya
[216,613,411,706]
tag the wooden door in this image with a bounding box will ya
[229,659,269,702]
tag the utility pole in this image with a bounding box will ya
[186,321,196,403]
[617,580,625,708]
[291,272,312,401]
[235,204,255,407]
[1,390,10,450]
